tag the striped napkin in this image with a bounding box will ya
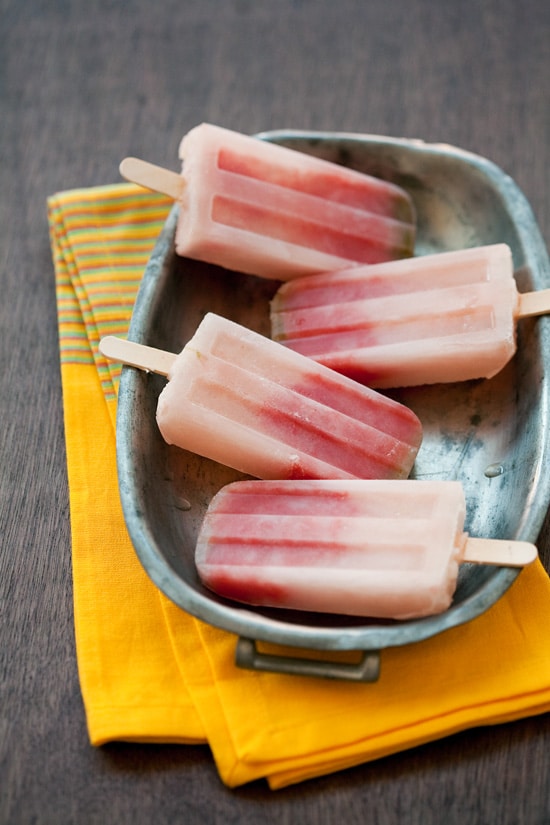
[48,181,550,789]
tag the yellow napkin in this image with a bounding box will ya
[48,182,550,789]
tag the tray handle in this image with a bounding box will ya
[235,637,380,682]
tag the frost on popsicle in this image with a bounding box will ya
[99,313,423,482]
[120,123,416,281]
[270,243,536,387]
[195,479,537,620]
[155,314,422,481]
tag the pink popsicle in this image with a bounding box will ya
[153,314,422,480]
[270,243,527,387]
[120,123,416,281]
[195,479,537,620]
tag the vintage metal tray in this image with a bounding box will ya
[116,132,550,681]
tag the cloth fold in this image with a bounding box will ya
[48,182,550,789]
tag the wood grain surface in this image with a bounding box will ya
[1,0,549,822]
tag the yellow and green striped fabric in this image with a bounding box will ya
[48,183,172,403]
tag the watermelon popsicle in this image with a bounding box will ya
[99,313,422,481]
[195,479,537,620]
[271,243,550,387]
[119,123,416,281]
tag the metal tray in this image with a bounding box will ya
[116,132,550,681]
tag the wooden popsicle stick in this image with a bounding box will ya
[463,537,537,567]
[119,157,184,200]
[517,289,550,319]
[99,335,176,377]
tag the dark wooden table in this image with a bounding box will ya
[2,1,550,822]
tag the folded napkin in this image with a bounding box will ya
[48,182,550,789]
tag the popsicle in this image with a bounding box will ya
[119,123,416,281]
[195,478,537,620]
[99,313,422,481]
[271,243,550,388]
